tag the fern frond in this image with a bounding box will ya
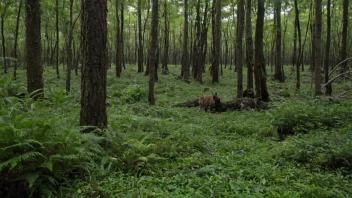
[24,172,41,188]
[0,151,44,171]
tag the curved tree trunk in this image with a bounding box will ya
[294,0,302,90]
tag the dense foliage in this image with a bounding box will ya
[0,65,351,197]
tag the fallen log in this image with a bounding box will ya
[173,97,266,112]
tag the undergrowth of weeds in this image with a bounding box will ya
[0,65,352,197]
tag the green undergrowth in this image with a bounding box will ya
[0,65,352,197]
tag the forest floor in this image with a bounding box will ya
[1,65,352,197]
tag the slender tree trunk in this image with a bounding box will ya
[148,0,159,105]
[236,0,244,97]
[274,1,284,82]
[116,0,122,77]
[211,0,221,83]
[254,0,269,101]
[66,0,73,92]
[314,0,322,95]
[294,0,302,90]
[56,0,60,79]
[137,0,143,72]
[245,0,254,90]
[13,0,23,79]
[1,2,8,74]
[25,0,43,98]
[182,0,190,82]
[144,0,151,76]
[80,0,108,128]
[341,0,348,71]
[120,2,125,70]
[324,0,332,95]
[162,0,169,75]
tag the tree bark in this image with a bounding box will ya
[13,0,23,79]
[254,0,269,101]
[245,0,254,89]
[182,0,190,82]
[294,0,302,90]
[80,0,108,128]
[274,1,284,82]
[324,0,332,95]
[314,0,322,95]
[65,0,73,93]
[116,0,122,78]
[148,0,159,105]
[236,0,244,97]
[25,0,43,98]
[341,0,348,71]
[56,0,60,79]
[137,0,143,72]
[162,0,169,75]
[1,1,9,74]
[211,0,221,83]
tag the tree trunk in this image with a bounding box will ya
[65,0,73,93]
[236,0,244,97]
[324,0,332,95]
[294,0,302,90]
[56,0,60,79]
[182,0,190,82]
[80,0,108,128]
[116,0,123,78]
[1,2,8,74]
[137,0,143,72]
[13,0,23,79]
[211,0,221,83]
[148,0,159,105]
[314,0,322,95]
[341,0,348,71]
[144,0,151,76]
[254,0,269,101]
[274,1,284,82]
[162,0,169,75]
[245,0,254,90]
[25,0,43,98]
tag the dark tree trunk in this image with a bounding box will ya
[236,0,244,98]
[294,0,302,90]
[254,0,269,101]
[314,0,322,95]
[324,0,332,95]
[116,0,123,78]
[245,0,254,89]
[137,0,143,72]
[14,0,23,79]
[162,0,169,75]
[211,0,221,83]
[25,0,43,98]
[80,0,108,128]
[148,0,159,105]
[274,1,284,82]
[341,0,348,71]
[182,0,190,82]
[144,0,151,76]
[1,2,8,74]
[56,0,60,79]
[66,0,73,93]
[120,2,125,69]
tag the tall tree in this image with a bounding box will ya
[161,0,169,75]
[148,0,159,105]
[1,1,10,74]
[137,0,143,72]
[314,0,322,95]
[25,0,43,98]
[324,0,332,95]
[245,0,254,90]
[341,0,348,71]
[211,0,221,83]
[182,0,190,82]
[13,0,23,79]
[55,0,60,79]
[236,0,244,97]
[294,0,302,90]
[65,0,74,93]
[254,0,269,101]
[116,0,123,77]
[274,0,284,82]
[80,0,108,128]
